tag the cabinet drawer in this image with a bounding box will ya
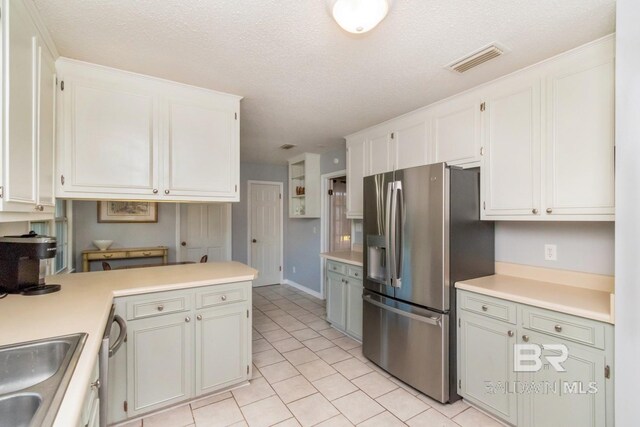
[458,291,517,324]
[127,295,190,320]
[86,251,127,261]
[128,249,165,258]
[327,260,347,275]
[521,306,605,349]
[196,284,248,309]
[347,266,363,280]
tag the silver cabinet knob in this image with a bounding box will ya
[532,208,539,214]
[546,208,553,214]
[481,305,488,312]
[508,330,514,337]
[153,189,158,194]
[185,316,191,323]
[197,314,203,321]
[522,335,530,342]
[221,295,227,301]
[157,305,164,312]
[91,379,101,390]
[164,189,170,195]
[34,205,44,211]
[554,325,563,333]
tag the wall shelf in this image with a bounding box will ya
[288,153,320,218]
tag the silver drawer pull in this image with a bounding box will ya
[354,272,359,277]
[481,305,488,312]
[221,295,227,301]
[142,252,152,256]
[554,325,563,333]
[157,305,164,312]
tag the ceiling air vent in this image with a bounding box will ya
[280,144,296,150]
[446,43,505,73]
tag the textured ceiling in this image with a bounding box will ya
[32,0,615,164]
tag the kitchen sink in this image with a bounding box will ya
[0,393,42,427]
[0,333,87,427]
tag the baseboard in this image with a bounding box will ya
[282,279,324,300]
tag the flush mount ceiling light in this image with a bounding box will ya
[329,0,391,34]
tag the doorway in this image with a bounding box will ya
[178,203,232,262]
[328,176,351,251]
[248,181,283,287]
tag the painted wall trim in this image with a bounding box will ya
[283,279,324,300]
[247,180,284,284]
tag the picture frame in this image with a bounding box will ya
[97,201,159,223]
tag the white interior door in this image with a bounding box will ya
[249,182,282,287]
[180,203,231,262]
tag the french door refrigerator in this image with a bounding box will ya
[362,162,494,403]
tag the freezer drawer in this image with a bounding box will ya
[362,290,449,402]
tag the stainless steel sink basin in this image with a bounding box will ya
[0,393,42,427]
[0,334,87,427]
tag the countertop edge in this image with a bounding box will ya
[320,253,363,267]
[455,281,614,324]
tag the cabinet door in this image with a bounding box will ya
[432,92,482,165]
[518,331,607,427]
[482,74,542,219]
[36,43,56,210]
[127,312,193,416]
[545,50,615,218]
[345,278,363,340]
[392,112,430,170]
[458,311,517,425]
[367,129,392,175]
[326,272,346,330]
[163,99,239,200]
[346,137,366,219]
[59,69,159,197]
[3,0,39,211]
[195,303,249,395]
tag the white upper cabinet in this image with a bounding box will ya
[543,40,615,219]
[56,58,241,202]
[346,136,366,219]
[431,90,482,166]
[481,72,542,218]
[391,111,430,170]
[367,126,392,175]
[1,0,56,214]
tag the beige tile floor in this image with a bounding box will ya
[116,284,506,427]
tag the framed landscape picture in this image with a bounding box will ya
[97,201,159,223]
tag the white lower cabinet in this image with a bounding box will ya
[108,282,252,424]
[457,289,614,427]
[326,260,362,340]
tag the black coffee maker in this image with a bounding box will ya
[0,231,60,295]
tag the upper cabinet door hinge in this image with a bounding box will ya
[235,112,238,120]
[247,365,250,374]
[483,201,486,210]
[279,266,282,272]
[60,80,64,91]
[480,102,486,112]
[61,175,65,186]
[480,147,485,156]
[0,186,4,199]
[390,132,395,139]
[235,185,238,192]
[124,400,128,412]
[605,365,610,379]
[458,318,461,327]
[279,193,282,199]
[246,310,249,318]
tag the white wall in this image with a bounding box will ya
[496,222,614,275]
[615,0,640,423]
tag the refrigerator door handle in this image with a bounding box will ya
[363,294,442,326]
[385,181,394,287]
[394,182,403,287]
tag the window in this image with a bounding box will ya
[54,200,69,273]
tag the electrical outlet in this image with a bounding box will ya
[313,226,317,234]
[292,266,296,274]
[544,244,557,261]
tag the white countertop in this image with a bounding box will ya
[0,262,257,427]
[320,251,363,266]
[456,274,614,324]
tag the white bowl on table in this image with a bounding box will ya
[93,240,113,251]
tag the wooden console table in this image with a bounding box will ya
[82,246,169,272]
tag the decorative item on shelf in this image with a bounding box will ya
[97,201,158,223]
[92,240,114,251]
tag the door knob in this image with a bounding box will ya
[252,239,257,243]
[181,241,187,246]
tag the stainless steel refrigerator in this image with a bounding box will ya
[362,162,494,403]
